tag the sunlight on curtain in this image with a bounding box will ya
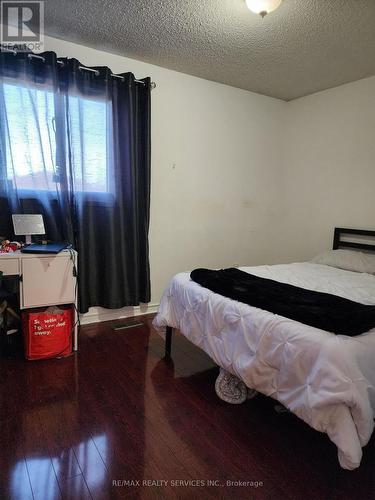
[3,82,57,191]
[66,94,112,194]
[3,82,111,194]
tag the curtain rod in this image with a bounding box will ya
[1,48,156,89]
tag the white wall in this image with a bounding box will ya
[281,76,375,263]
[42,36,287,322]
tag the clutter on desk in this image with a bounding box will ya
[0,239,23,253]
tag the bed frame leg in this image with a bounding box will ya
[165,326,173,359]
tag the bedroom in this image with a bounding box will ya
[0,0,375,499]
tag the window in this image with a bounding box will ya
[3,83,57,191]
[2,81,112,194]
[66,94,112,194]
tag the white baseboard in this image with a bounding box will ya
[79,303,160,325]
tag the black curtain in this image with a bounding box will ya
[0,51,151,313]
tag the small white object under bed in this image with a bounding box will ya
[153,228,375,470]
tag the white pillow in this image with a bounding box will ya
[311,249,375,274]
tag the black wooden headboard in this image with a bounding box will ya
[333,228,375,252]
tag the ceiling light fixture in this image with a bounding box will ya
[246,0,282,18]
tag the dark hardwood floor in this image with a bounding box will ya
[1,314,375,500]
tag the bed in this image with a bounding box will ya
[153,228,375,470]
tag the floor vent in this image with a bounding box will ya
[112,320,144,331]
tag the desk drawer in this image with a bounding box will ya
[21,255,75,308]
[0,258,20,276]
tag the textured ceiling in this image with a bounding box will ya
[40,0,375,100]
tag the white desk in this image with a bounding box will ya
[0,250,78,350]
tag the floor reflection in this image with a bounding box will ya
[8,433,108,499]
[72,434,108,487]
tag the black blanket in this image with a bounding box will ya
[190,268,375,336]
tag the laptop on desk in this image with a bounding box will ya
[21,242,69,254]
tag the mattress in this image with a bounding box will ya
[153,262,375,470]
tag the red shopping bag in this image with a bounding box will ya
[22,306,73,360]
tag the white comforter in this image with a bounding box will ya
[153,262,375,470]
